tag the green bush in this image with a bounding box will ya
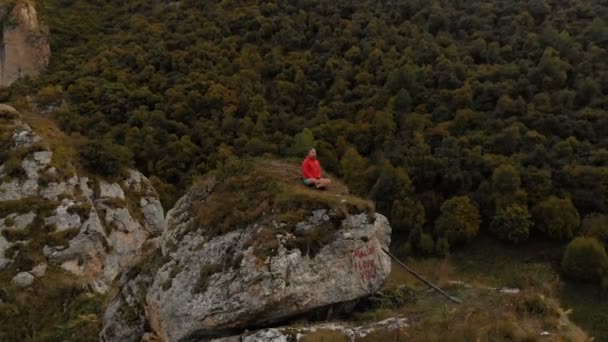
[419,233,435,255]
[582,213,608,243]
[435,196,480,245]
[78,139,132,177]
[532,196,580,240]
[489,204,533,243]
[364,285,416,309]
[435,237,450,257]
[562,237,608,283]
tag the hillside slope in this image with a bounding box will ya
[0,105,164,340]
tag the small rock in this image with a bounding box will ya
[311,209,328,223]
[47,167,57,176]
[499,288,520,294]
[79,177,94,198]
[31,263,47,277]
[12,212,36,230]
[33,151,52,165]
[12,127,40,148]
[99,181,125,200]
[243,329,288,342]
[0,104,19,116]
[12,272,35,287]
[44,199,81,231]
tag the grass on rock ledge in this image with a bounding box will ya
[188,158,374,259]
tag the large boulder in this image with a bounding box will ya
[104,160,392,341]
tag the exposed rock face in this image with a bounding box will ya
[100,239,162,342]
[0,105,165,291]
[100,177,392,341]
[0,0,50,87]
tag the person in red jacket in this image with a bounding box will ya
[302,148,331,189]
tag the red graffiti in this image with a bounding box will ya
[353,245,376,258]
[353,245,379,282]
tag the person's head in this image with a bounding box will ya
[307,148,317,159]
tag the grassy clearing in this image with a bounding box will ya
[559,282,608,341]
[447,234,608,340]
[349,238,590,341]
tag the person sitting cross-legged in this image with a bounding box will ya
[302,148,331,189]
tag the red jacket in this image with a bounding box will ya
[302,156,321,179]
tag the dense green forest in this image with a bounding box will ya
[6,0,608,282]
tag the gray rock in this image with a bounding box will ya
[41,175,78,199]
[311,209,329,223]
[1,109,166,296]
[12,126,40,148]
[80,177,94,198]
[242,329,288,342]
[145,184,391,341]
[99,181,125,200]
[22,157,44,179]
[31,263,47,277]
[215,317,410,342]
[100,249,162,342]
[0,178,38,201]
[139,197,165,235]
[12,272,35,287]
[0,236,12,270]
[33,151,52,165]
[12,211,36,230]
[44,199,82,231]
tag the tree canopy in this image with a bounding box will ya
[5,0,608,254]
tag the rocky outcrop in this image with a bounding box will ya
[102,172,392,341]
[0,105,165,291]
[100,239,163,342]
[0,1,50,87]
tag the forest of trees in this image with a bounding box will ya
[6,0,608,282]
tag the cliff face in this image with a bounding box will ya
[0,0,50,87]
[0,105,165,292]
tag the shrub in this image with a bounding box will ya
[78,139,132,177]
[562,237,608,283]
[435,196,480,244]
[532,196,580,240]
[435,237,450,257]
[361,285,416,310]
[419,233,435,255]
[489,204,533,243]
[582,213,608,243]
[390,197,425,234]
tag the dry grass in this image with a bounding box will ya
[353,249,591,341]
[257,159,350,195]
[20,110,84,177]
